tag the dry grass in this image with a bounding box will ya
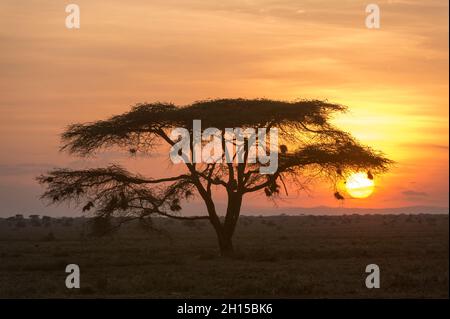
[0,214,447,298]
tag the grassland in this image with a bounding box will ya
[0,214,448,298]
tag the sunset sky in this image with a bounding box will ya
[0,0,448,216]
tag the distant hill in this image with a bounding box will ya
[242,205,449,216]
[1,205,448,219]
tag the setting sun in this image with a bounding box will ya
[0,0,447,301]
[345,172,375,199]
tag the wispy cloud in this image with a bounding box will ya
[402,190,428,197]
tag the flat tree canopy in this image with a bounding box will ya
[37,99,392,255]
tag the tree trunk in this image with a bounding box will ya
[217,229,234,257]
[217,192,243,257]
[203,187,241,257]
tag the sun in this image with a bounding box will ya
[345,172,375,199]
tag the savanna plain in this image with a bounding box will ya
[0,213,448,298]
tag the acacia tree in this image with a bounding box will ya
[37,99,391,256]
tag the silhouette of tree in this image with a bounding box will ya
[37,99,392,256]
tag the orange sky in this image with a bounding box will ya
[0,0,448,216]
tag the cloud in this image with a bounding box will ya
[400,143,449,150]
[402,190,428,197]
[0,163,55,177]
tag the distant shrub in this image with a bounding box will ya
[42,216,52,227]
[15,220,26,229]
[5,216,15,227]
[62,217,74,227]
[29,214,41,227]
